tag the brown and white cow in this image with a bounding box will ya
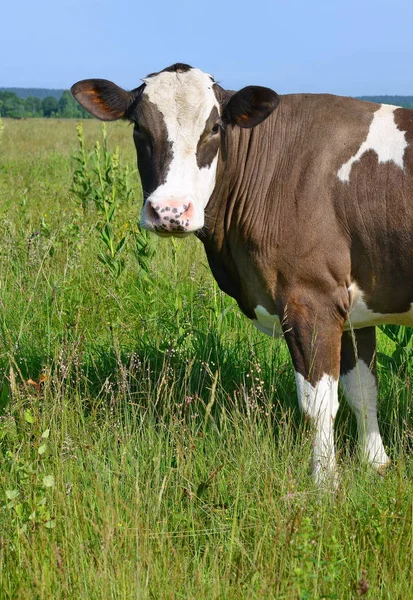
[72,63,413,484]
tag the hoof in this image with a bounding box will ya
[375,460,391,477]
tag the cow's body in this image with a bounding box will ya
[204,96,413,327]
[72,64,413,484]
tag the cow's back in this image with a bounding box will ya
[330,102,413,319]
[205,93,413,327]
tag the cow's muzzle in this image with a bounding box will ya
[142,198,200,234]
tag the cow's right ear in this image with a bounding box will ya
[222,86,279,128]
[71,79,137,121]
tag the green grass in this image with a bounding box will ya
[1,118,413,599]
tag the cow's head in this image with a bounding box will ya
[72,63,279,236]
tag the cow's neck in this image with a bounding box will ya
[198,113,286,318]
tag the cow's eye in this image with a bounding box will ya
[211,123,221,134]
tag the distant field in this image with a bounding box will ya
[1,118,413,599]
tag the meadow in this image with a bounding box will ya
[1,118,413,599]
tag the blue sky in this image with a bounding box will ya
[2,0,413,95]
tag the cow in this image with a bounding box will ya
[72,62,413,485]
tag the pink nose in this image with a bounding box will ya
[144,199,195,232]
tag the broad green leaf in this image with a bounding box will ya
[5,489,19,500]
[116,236,127,254]
[38,444,48,455]
[24,410,35,424]
[43,475,55,488]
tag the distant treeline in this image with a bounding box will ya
[358,95,413,108]
[1,87,413,118]
[0,89,91,119]
[0,87,63,100]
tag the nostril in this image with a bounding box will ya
[181,203,194,220]
[146,202,160,223]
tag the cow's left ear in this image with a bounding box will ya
[222,86,279,128]
[71,79,138,121]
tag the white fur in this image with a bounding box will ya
[253,305,283,337]
[253,295,413,337]
[340,359,389,467]
[143,69,219,229]
[337,104,407,183]
[347,282,413,329]
[252,302,392,479]
[253,307,340,481]
[295,372,339,483]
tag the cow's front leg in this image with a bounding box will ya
[282,293,345,485]
[294,371,339,484]
[340,327,390,471]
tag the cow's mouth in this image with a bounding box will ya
[154,229,192,238]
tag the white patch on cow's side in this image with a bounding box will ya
[346,282,413,329]
[143,68,220,230]
[340,359,389,468]
[337,104,407,183]
[253,305,283,337]
[295,372,339,484]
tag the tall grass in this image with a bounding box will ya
[1,119,413,599]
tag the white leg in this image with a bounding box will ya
[295,372,339,484]
[340,359,389,468]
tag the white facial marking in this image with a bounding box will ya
[253,305,283,337]
[347,282,413,329]
[337,104,407,183]
[295,372,339,483]
[340,360,389,468]
[143,69,220,228]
